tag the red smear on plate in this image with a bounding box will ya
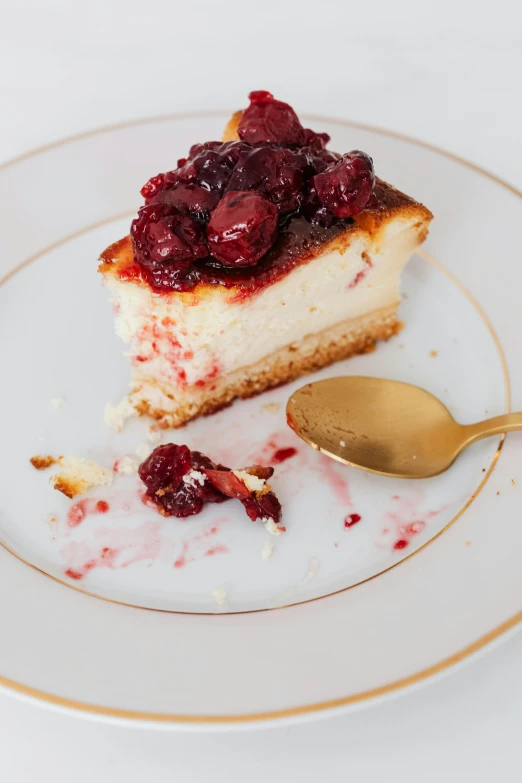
[271,447,298,464]
[67,498,110,528]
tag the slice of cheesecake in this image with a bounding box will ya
[99,92,432,428]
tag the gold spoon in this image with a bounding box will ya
[286,376,515,479]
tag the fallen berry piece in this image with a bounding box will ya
[138,444,284,533]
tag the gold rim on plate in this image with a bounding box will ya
[0,112,518,724]
[0,230,507,616]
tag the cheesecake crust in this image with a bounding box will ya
[128,305,401,428]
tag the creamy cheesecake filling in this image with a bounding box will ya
[104,214,420,399]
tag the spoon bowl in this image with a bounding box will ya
[287,376,516,479]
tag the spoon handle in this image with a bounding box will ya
[461,412,522,446]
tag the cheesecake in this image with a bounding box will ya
[100,91,432,428]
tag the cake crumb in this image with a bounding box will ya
[512,479,516,486]
[50,456,113,499]
[262,402,281,415]
[302,557,320,584]
[115,456,139,475]
[465,540,472,546]
[496,491,500,496]
[51,397,64,409]
[30,455,58,471]
[233,469,266,493]
[147,428,162,443]
[263,517,285,536]
[429,350,438,357]
[104,395,135,432]
[183,470,206,488]
[212,587,228,606]
[135,442,153,460]
[261,540,275,560]
[482,468,486,472]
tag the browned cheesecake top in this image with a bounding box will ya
[99,178,431,301]
[100,92,432,300]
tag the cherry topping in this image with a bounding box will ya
[138,444,283,528]
[156,184,219,220]
[203,466,282,526]
[130,203,208,291]
[138,444,227,518]
[227,145,308,213]
[141,173,167,201]
[206,190,278,266]
[129,92,377,293]
[313,151,375,218]
[237,90,306,146]
[302,128,331,151]
[241,488,282,525]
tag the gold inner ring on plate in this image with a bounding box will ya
[0,113,516,725]
[0,219,508,614]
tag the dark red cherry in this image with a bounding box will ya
[313,151,375,218]
[237,90,306,146]
[227,145,308,213]
[131,203,208,290]
[206,190,278,266]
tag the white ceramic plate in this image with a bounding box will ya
[1,112,521,728]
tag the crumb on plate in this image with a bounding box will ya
[233,469,267,494]
[261,540,275,560]
[262,402,281,414]
[104,395,135,432]
[50,456,113,499]
[212,587,228,606]
[30,455,58,470]
[115,455,140,475]
[51,397,64,409]
[263,516,285,536]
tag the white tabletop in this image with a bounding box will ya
[2,0,522,779]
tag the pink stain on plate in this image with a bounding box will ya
[205,544,229,557]
[311,453,352,507]
[382,491,441,552]
[174,541,191,569]
[249,432,301,468]
[344,513,361,528]
[62,521,164,579]
[173,517,230,569]
[67,498,110,528]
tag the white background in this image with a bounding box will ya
[1,0,521,779]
